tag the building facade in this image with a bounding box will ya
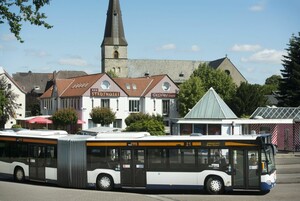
[39,73,179,131]
[0,67,26,128]
[171,88,300,151]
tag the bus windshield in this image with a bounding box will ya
[261,145,276,174]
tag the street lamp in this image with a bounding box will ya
[44,106,48,130]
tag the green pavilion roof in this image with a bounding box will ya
[184,87,237,119]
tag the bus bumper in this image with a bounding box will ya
[261,170,276,191]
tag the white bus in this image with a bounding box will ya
[0,130,276,194]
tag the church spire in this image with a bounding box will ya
[101,0,128,47]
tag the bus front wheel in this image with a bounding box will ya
[205,176,224,194]
[96,174,114,191]
[14,167,25,182]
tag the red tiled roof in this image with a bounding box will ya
[61,74,104,97]
[113,77,153,97]
[40,73,105,98]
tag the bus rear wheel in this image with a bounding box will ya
[14,167,25,182]
[96,174,114,191]
[206,176,224,194]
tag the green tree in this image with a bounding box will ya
[90,107,116,126]
[52,108,78,131]
[125,113,165,135]
[262,75,281,95]
[177,76,205,117]
[0,76,19,129]
[0,0,52,43]
[192,63,236,102]
[278,33,300,106]
[106,70,118,78]
[230,82,268,117]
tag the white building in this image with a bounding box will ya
[0,67,26,128]
[39,73,179,131]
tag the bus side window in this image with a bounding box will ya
[198,149,208,165]
[148,148,167,170]
[0,142,6,158]
[107,148,120,170]
[46,146,57,167]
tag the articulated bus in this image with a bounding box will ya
[0,130,276,194]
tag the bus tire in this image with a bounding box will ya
[14,167,25,182]
[96,174,114,191]
[205,176,224,194]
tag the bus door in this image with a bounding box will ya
[29,145,46,181]
[232,149,260,189]
[120,148,146,188]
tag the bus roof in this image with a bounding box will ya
[87,132,270,142]
[0,130,270,142]
[0,130,68,140]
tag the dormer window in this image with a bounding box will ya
[179,72,184,77]
[144,71,150,77]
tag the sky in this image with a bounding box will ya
[0,0,299,84]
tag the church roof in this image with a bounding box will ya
[128,59,202,84]
[101,0,128,46]
[208,57,227,69]
[184,87,237,119]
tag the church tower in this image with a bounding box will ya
[101,0,128,77]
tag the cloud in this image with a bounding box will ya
[241,49,285,64]
[231,44,262,52]
[1,33,16,42]
[191,45,200,52]
[249,1,265,12]
[157,43,176,51]
[58,56,88,66]
[24,49,50,58]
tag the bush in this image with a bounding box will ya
[125,113,165,135]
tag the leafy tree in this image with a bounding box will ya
[106,70,118,78]
[177,76,205,117]
[52,108,78,130]
[262,75,281,95]
[192,63,236,102]
[0,0,52,42]
[30,103,40,116]
[0,76,19,129]
[90,107,115,126]
[278,33,300,106]
[125,113,165,135]
[230,82,268,117]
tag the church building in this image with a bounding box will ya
[101,0,247,85]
